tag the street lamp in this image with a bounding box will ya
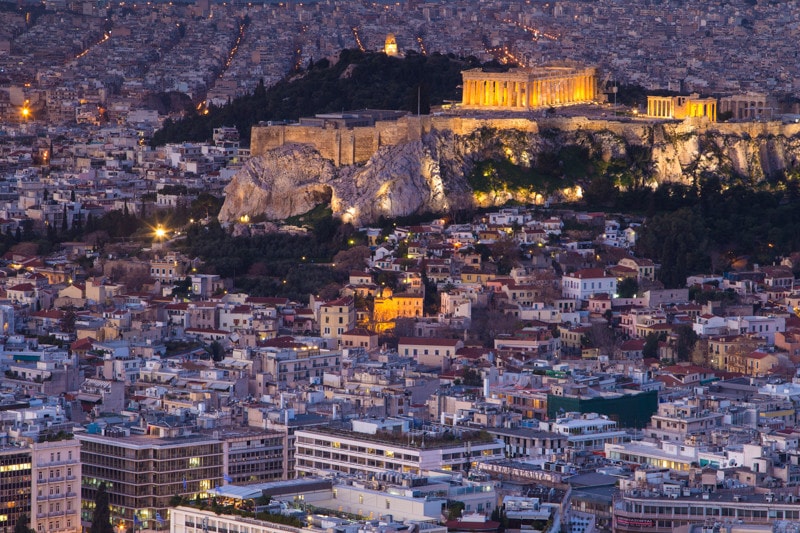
[153,225,168,250]
[612,83,618,113]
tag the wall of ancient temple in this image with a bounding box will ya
[647,94,717,122]
[460,66,597,109]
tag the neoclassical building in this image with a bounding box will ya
[461,66,597,110]
[647,93,717,121]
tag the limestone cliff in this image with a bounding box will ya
[218,144,336,222]
[219,118,800,226]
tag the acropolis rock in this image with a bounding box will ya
[218,144,336,222]
[219,116,800,226]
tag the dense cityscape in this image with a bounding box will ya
[2,1,800,533]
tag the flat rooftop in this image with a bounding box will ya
[297,424,498,450]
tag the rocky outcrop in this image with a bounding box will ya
[218,144,336,221]
[333,141,452,224]
[219,119,800,226]
[650,121,800,182]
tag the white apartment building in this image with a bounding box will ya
[539,412,627,454]
[295,424,504,477]
[726,315,785,344]
[170,506,448,533]
[561,269,617,301]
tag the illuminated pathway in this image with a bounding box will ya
[73,31,110,61]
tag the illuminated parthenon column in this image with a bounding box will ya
[461,66,598,110]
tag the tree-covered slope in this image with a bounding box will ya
[150,50,486,146]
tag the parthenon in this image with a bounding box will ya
[461,66,597,110]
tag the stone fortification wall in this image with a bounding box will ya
[250,115,542,165]
[251,119,410,166]
[250,115,800,167]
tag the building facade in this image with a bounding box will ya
[561,268,617,301]
[0,446,33,533]
[319,297,356,343]
[646,93,717,121]
[613,489,800,533]
[719,92,774,120]
[461,66,597,110]
[295,426,504,477]
[221,430,284,484]
[77,432,223,531]
[31,439,82,533]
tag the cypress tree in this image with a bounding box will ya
[14,514,32,533]
[90,482,114,533]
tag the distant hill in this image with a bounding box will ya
[149,49,496,146]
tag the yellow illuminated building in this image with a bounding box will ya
[461,65,597,110]
[384,33,399,56]
[372,287,423,333]
[647,93,717,122]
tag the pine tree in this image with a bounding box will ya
[62,205,68,232]
[90,482,114,533]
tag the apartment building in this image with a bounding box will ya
[319,297,356,344]
[221,429,284,484]
[0,445,33,533]
[561,268,617,301]
[257,346,342,387]
[77,432,223,531]
[539,412,627,455]
[646,401,724,442]
[31,439,81,533]
[295,422,504,478]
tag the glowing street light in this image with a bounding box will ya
[153,225,168,250]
